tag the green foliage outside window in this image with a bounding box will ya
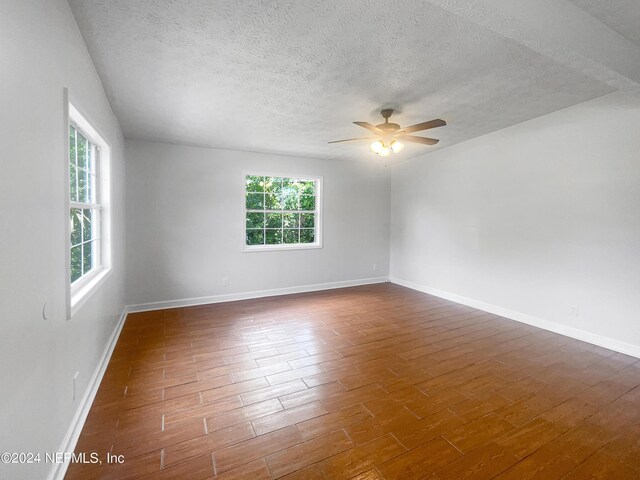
[245,175,318,246]
[70,125,98,282]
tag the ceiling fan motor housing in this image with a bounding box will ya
[377,122,401,132]
[377,109,401,132]
[380,108,394,119]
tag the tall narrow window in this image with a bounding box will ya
[244,174,322,251]
[69,125,101,284]
[67,103,111,316]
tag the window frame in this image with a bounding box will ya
[66,102,112,318]
[242,171,323,252]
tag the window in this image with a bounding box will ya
[244,173,322,251]
[69,125,100,283]
[67,103,111,315]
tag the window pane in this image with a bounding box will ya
[83,241,93,274]
[283,213,299,228]
[283,229,299,244]
[265,193,282,210]
[246,193,264,210]
[82,209,93,242]
[246,212,265,228]
[77,166,88,203]
[300,229,315,243]
[301,181,315,195]
[69,126,77,166]
[266,213,282,228]
[70,209,82,246]
[265,177,283,195]
[70,245,82,283]
[281,189,298,210]
[300,213,314,228]
[77,133,88,170]
[300,195,315,211]
[265,229,282,245]
[246,229,264,245]
[282,178,297,190]
[69,164,78,202]
[246,175,264,192]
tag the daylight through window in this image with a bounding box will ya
[244,174,322,250]
[69,124,101,283]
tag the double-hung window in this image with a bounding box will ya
[69,125,101,283]
[68,103,111,315]
[244,173,322,251]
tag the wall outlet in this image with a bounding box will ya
[222,277,229,286]
[372,264,378,272]
[570,305,579,317]
[72,371,79,400]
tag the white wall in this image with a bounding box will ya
[390,91,640,354]
[0,1,126,479]
[125,140,390,306]
[1,3,637,479]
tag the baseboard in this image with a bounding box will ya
[126,277,389,313]
[390,276,640,359]
[48,306,128,480]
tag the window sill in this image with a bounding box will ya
[243,243,323,253]
[69,267,112,318]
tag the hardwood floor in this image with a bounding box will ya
[65,283,640,479]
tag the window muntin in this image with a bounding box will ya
[244,174,321,250]
[69,124,101,284]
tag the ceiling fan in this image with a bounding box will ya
[328,109,446,156]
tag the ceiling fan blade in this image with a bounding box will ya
[353,121,384,135]
[328,137,376,144]
[401,135,439,145]
[401,119,446,134]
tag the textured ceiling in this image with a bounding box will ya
[68,0,617,160]
[569,0,640,49]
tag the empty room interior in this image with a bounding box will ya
[3,0,640,479]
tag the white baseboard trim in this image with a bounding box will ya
[390,276,640,359]
[48,306,128,480]
[126,277,389,313]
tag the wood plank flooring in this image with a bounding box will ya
[65,283,640,479]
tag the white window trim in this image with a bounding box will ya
[242,171,323,252]
[66,100,112,318]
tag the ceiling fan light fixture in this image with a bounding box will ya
[370,140,385,154]
[390,140,404,153]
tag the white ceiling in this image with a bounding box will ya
[68,0,640,161]
[569,0,640,49]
